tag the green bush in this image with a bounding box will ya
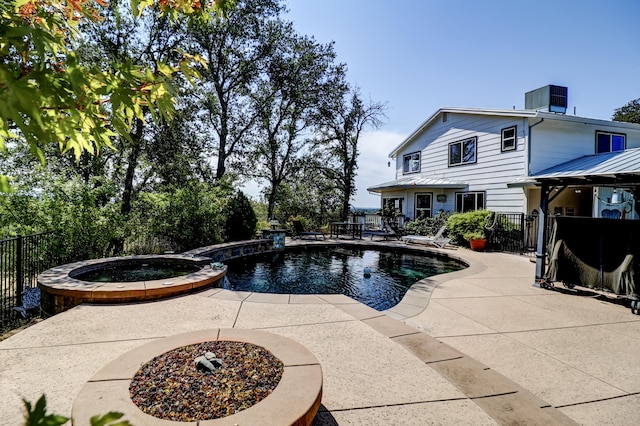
[446,210,491,245]
[224,191,258,241]
[403,211,453,236]
[154,182,230,252]
[42,178,125,262]
[1,177,123,261]
[285,215,309,232]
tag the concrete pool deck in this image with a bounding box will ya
[1,239,640,425]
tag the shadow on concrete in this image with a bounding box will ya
[312,405,339,425]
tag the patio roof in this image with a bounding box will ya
[367,176,468,193]
[508,148,640,187]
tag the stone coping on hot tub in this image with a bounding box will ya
[72,328,323,426]
[182,238,275,262]
[38,254,227,315]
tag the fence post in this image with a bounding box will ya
[16,234,24,306]
[519,213,525,254]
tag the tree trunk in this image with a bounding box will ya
[341,191,350,222]
[267,188,277,220]
[215,150,226,180]
[121,120,143,216]
[113,118,143,255]
[215,87,228,180]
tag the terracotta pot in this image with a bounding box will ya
[469,238,486,251]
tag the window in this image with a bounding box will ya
[501,126,517,152]
[403,152,421,174]
[442,112,448,123]
[449,137,477,166]
[415,193,432,219]
[596,131,625,153]
[455,192,485,213]
[383,197,404,214]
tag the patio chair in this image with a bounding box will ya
[13,286,41,318]
[292,220,325,240]
[368,224,400,241]
[402,225,450,248]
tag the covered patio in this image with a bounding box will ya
[367,176,467,222]
[509,148,640,309]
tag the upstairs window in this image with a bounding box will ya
[403,152,421,174]
[596,131,625,153]
[449,136,477,166]
[501,126,517,152]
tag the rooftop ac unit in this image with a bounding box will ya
[525,85,568,114]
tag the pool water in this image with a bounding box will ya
[224,247,465,310]
[76,263,202,282]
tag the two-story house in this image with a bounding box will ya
[368,86,640,222]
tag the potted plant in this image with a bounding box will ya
[446,210,491,249]
[464,231,487,251]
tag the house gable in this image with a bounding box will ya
[390,110,529,212]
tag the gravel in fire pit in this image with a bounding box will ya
[129,341,284,421]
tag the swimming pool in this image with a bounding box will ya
[224,247,466,310]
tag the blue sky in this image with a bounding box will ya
[249,0,640,207]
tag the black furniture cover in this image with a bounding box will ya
[545,216,640,298]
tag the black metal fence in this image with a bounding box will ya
[1,232,58,324]
[486,212,540,256]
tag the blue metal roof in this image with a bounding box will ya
[367,176,467,193]
[508,148,640,187]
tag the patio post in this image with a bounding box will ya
[535,183,549,283]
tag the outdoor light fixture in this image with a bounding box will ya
[612,189,621,204]
[574,189,582,194]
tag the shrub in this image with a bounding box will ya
[43,178,125,262]
[158,182,229,252]
[446,210,491,245]
[285,215,315,234]
[224,191,258,241]
[403,210,453,236]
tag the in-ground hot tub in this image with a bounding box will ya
[38,254,226,315]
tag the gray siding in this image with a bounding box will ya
[396,113,528,213]
[529,119,640,174]
[387,110,640,218]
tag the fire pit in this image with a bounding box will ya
[72,329,323,425]
[130,341,284,421]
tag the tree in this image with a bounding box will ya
[271,156,341,226]
[314,88,386,221]
[613,98,640,124]
[0,0,231,192]
[224,190,257,241]
[145,102,216,188]
[250,20,345,219]
[69,1,192,256]
[188,0,283,180]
